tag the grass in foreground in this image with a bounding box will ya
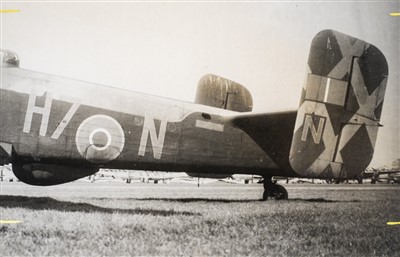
[1,182,399,256]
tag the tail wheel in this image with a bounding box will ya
[271,185,288,200]
[262,184,288,200]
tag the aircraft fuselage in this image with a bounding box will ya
[1,66,295,177]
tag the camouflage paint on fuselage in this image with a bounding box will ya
[1,66,296,177]
[0,30,389,186]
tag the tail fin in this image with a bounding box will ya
[289,30,388,179]
[195,74,253,112]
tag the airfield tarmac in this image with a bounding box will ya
[1,181,399,256]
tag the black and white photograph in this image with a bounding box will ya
[1,1,399,256]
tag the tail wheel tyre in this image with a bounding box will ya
[262,184,288,200]
[273,185,288,200]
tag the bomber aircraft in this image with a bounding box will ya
[0,30,389,200]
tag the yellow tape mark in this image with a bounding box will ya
[387,221,400,225]
[0,10,20,13]
[0,220,22,224]
[390,13,400,16]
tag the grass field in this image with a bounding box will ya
[1,181,399,256]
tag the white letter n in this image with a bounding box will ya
[301,114,325,144]
[138,115,167,159]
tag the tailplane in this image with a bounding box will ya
[290,30,388,179]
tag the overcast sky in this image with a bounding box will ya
[1,1,399,167]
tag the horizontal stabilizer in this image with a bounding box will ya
[229,110,297,175]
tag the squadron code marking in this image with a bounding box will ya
[22,90,170,161]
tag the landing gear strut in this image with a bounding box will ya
[262,176,288,200]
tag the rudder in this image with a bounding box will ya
[289,30,388,179]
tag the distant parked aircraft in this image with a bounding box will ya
[94,169,188,184]
[362,169,400,184]
[0,30,389,200]
[327,168,400,184]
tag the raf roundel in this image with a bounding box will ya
[88,128,112,151]
[75,115,125,163]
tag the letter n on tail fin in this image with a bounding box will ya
[290,30,388,179]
